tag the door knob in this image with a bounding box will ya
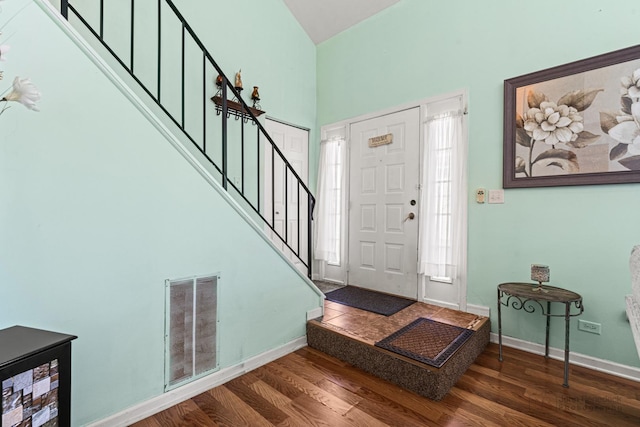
[403,212,415,222]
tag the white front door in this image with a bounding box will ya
[348,108,420,299]
[264,119,309,272]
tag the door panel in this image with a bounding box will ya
[348,108,420,298]
[264,120,309,272]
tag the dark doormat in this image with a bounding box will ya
[324,286,415,316]
[375,318,474,368]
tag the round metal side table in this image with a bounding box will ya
[497,282,584,387]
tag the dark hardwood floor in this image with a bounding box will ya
[132,343,640,426]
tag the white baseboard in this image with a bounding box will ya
[422,297,459,311]
[422,299,491,318]
[467,303,490,318]
[307,306,324,320]
[87,336,308,427]
[491,333,640,382]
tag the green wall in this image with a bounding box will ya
[317,0,640,367]
[0,1,319,424]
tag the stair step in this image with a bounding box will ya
[306,300,490,400]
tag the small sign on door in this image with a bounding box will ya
[368,133,393,147]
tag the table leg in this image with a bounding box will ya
[545,301,551,358]
[498,288,503,362]
[563,302,570,387]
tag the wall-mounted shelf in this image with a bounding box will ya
[211,96,265,123]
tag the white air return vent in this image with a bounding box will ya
[165,274,219,391]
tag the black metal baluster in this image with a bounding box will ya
[202,54,207,153]
[181,23,185,128]
[256,128,261,211]
[61,0,68,19]
[308,194,314,278]
[241,111,245,193]
[130,0,135,72]
[157,0,161,102]
[297,181,301,257]
[221,80,228,190]
[271,144,275,228]
[99,0,104,39]
[284,166,288,247]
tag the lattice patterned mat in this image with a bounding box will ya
[375,318,474,368]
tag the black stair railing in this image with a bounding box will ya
[59,0,314,277]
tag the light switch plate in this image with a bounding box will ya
[488,189,504,204]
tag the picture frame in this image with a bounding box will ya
[503,44,640,188]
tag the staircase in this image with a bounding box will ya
[54,0,315,277]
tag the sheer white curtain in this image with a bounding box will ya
[418,109,466,279]
[314,137,345,264]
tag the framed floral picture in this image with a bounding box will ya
[503,44,640,188]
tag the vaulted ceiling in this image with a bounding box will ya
[282,0,401,44]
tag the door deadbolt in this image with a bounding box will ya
[410,199,416,206]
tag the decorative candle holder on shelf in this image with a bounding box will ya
[531,264,550,293]
[212,73,265,123]
[251,86,261,109]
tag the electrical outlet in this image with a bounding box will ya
[578,320,601,335]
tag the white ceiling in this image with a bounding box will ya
[283,0,401,44]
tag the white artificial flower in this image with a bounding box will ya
[0,45,9,61]
[2,76,41,111]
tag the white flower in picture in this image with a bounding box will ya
[621,68,640,100]
[602,100,640,161]
[514,88,602,177]
[601,68,640,170]
[523,101,584,146]
[607,103,640,150]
